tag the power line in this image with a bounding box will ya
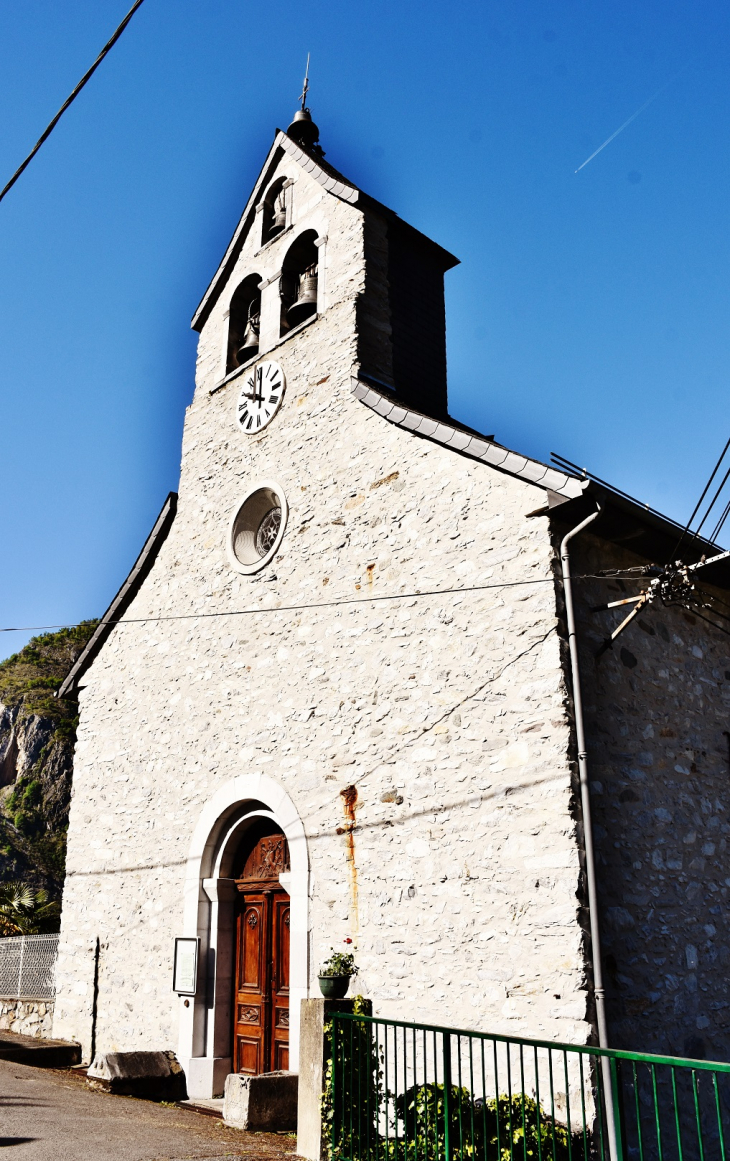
[0,577,558,635]
[1,571,715,638]
[4,567,729,640]
[0,0,148,207]
[306,626,558,813]
[670,436,730,562]
[692,463,730,545]
[709,497,730,546]
[687,607,730,640]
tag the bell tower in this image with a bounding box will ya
[190,102,458,420]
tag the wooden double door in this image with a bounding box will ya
[232,823,291,1075]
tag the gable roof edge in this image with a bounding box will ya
[191,135,288,332]
[191,132,362,333]
[58,492,178,698]
[278,134,359,203]
[351,377,583,499]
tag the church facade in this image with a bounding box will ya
[53,108,730,1096]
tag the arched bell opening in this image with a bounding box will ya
[227,274,262,373]
[280,230,319,337]
[261,178,287,246]
[228,818,291,1076]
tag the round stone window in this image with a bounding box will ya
[227,481,288,575]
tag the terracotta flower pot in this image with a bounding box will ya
[318,974,350,999]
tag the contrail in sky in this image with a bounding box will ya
[575,62,693,173]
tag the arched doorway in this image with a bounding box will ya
[231,818,291,1074]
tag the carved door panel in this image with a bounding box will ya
[233,893,267,1075]
[271,895,290,1071]
[232,821,291,1075]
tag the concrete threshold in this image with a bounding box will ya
[178,1096,225,1118]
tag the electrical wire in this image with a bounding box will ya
[670,436,730,562]
[686,607,730,640]
[709,496,730,546]
[0,576,559,634]
[2,572,728,638]
[695,587,730,617]
[0,0,147,207]
[689,463,730,546]
[692,593,730,626]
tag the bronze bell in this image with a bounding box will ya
[286,108,322,155]
[270,191,286,235]
[286,263,318,327]
[237,308,260,363]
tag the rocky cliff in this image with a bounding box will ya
[0,623,97,897]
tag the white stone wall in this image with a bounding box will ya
[570,533,730,1062]
[54,153,593,1069]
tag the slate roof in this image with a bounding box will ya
[352,375,730,586]
[352,376,583,499]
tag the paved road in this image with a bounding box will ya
[0,1060,298,1160]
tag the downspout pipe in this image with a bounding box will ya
[560,502,608,1049]
[560,503,619,1159]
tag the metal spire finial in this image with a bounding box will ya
[299,53,310,111]
[287,53,324,156]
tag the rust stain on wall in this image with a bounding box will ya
[337,785,359,932]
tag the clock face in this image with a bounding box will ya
[236,361,285,434]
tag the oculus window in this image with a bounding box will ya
[227,482,288,575]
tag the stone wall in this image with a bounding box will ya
[0,998,54,1039]
[569,531,730,1062]
[53,149,594,1067]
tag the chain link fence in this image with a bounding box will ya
[0,934,59,1000]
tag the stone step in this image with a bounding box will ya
[0,1029,81,1068]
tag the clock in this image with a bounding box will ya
[236,360,285,434]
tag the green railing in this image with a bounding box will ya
[329,1012,730,1161]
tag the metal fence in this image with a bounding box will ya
[329,1012,730,1161]
[0,934,59,1001]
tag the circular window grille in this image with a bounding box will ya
[255,507,281,556]
[227,482,288,575]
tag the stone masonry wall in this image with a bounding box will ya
[569,531,730,1062]
[54,152,593,1064]
[0,998,54,1038]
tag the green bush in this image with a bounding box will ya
[7,777,45,837]
[392,1084,576,1161]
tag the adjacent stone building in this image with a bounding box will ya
[52,105,730,1095]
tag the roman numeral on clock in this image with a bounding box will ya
[235,361,285,434]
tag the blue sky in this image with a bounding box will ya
[1,0,728,660]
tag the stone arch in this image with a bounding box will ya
[177,774,308,1099]
[226,272,262,373]
[280,228,319,336]
[261,176,288,245]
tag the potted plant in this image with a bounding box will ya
[318,948,359,998]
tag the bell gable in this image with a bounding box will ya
[191,113,459,420]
